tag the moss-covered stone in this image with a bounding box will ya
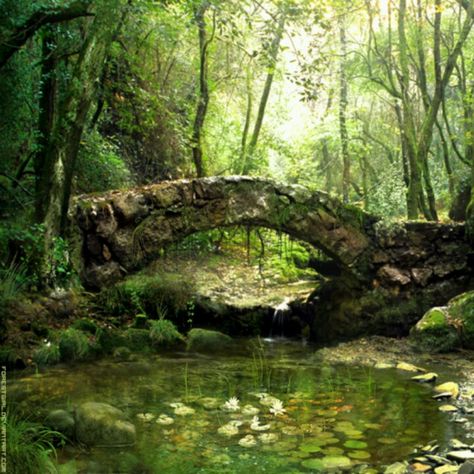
[96,328,127,354]
[410,307,459,353]
[446,291,474,349]
[123,328,151,352]
[186,328,233,352]
[149,319,184,349]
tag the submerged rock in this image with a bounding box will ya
[75,402,136,447]
[186,328,233,352]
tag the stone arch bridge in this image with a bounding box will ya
[72,177,473,338]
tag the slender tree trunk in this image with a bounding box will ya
[321,139,333,193]
[339,14,350,203]
[191,2,214,178]
[35,29,57,223]
[238,69,253,174]
[244,14,285,173]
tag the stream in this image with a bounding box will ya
[8,338,465,473]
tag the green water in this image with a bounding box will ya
[9,339,457,473]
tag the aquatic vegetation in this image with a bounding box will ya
[242,404,260,416]
[258,432,278,444]
[6,413,63,474]
[217,422,240,437]
[156,414,174,425]
[269,399,286,416]
[222,396,240,412]
[250,416,271,431]
[172,404,195,416]
[136,413,155,422]
[238,434,257,448]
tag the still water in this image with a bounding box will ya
[10,339,457,473]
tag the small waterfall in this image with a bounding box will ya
[268,298,291,338]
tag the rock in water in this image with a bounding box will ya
[186,328,233,352]
[412,372,438,383]
[435,382,460,399]
[396,362,425,372]
[459,461,474,474]
[45,409,75,438]
[447,451,474,462]
[75,402,136,447]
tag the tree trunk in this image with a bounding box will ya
[238,69,253,174]
[339,14,350,203]
[35,29,57,223]
[191,2,214,178]
[244,14,285,173]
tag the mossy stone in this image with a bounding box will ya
[447,291,474,349]
[124,328,151,352]
[96,328,127,354]
[410,307,459,353]
[186,328,233,352]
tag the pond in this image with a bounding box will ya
[9,339,461,473]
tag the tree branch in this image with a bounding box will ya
[0,0,94,69]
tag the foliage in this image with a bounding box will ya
[6,412,63,474]
[33,342,61,367]
[57,328,94,362]
[97,272,195,319]
[149,319,184,348]
[75,131,131,193]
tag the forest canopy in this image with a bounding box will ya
[1,0,474,287]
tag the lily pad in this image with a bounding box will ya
[378,437,397,445]
[344,440,368,449]
[299,441,323,453]
[320,455,352,469]
[348,450,371,460]
[322,447,345,456]
[301,459,324,470]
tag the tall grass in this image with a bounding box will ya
[7,412,63,474]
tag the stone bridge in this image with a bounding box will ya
[71,177,474,339]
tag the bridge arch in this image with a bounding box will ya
[72,177,376,289]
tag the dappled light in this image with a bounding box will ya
[2,0,474,473]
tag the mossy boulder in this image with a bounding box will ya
[75,402,136,447]
[410,307,459,353]
[58,328,95,362]
[186,328,233,352]
[45,409,75,438]
[410,291,474,352]
[124,328,151,352]
[447,291,474,349]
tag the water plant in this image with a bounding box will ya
[6,412,63,474]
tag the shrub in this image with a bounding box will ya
[71,318,98,335]
[58,329,92,362]
[149,319,184,348]
[6,412,63,474]
[33,343,61,367]
[124,328,151,352]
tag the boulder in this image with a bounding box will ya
[75,402,136,447]
[46,409,75,438]
[186,328,233,352]
[410,307,460,353]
